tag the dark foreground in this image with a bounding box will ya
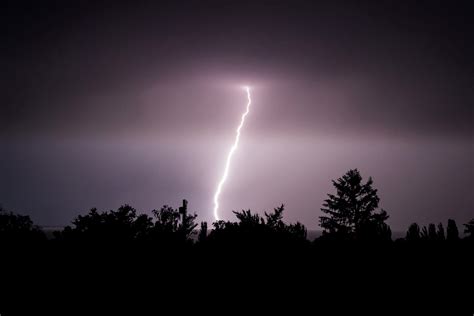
[1,185,472,313]
[1,241,472,314]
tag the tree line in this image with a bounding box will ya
[1,169,473,246]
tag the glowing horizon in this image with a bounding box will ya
[213,86,252,221]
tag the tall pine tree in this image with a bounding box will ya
[319,169,390,241]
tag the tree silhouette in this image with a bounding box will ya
[463,219,474,240]
[420,226,428,240]
[0,206,45,242]
[207,204,307,247]
[420,224,435,241]
[149,200,197,244]
[265,204,307,241]
[406,223,421,242]
[319,169,390,241]
[60,205,152,242]
[436,223,445,241]
[198,221,208,243]
[59,200,197,245]
[428,223,437,240]
[446,219,459,241]
[419,223,444,241]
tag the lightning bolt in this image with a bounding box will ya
[213,86,252,221]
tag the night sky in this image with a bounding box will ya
[1,0,473,230]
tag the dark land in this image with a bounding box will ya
[1,169,472,313]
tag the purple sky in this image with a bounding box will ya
[1,0,473,230]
